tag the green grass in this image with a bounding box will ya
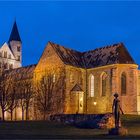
[0,115,140,139]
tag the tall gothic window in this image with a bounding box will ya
[89,74,94,97]
[101,72,107,96]
[121,72,126,95]
[53,74,56,83]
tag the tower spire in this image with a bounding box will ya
[8,21,21,43]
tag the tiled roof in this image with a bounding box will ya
[50,42,136,68]
[50,42,85,68]
[3,64,36,81]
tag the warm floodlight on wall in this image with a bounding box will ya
[93,102,97,106]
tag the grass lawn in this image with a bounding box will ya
[0,115,140,139]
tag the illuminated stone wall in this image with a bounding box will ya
[86,64,139,114]
[137,70,140,114]
[86,65,113,114]
[64,65,86,114]
[2,41,139,120]
[33,44,140,116]
[33,42,66,120]
[115,64,138,114]
[64,64,139,115]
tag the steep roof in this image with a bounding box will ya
[50,42,85,68]
[49,42,136,68]
[8,21,21,43]
[82,43,136,68]
[3,64,36,81]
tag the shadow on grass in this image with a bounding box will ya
[0,115,140,139]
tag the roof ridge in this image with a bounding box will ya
[47,41,135,68]
[49,41,82,54]
[82,42,123,54]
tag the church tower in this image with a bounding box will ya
[8,21,22,67]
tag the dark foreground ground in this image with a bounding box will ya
[0,115,140,140]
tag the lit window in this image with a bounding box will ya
[101,72,107,96]
[121,72,126,95]
[53,74,56,83]
[89,75,94,97]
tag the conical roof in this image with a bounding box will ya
[8,21,21,43]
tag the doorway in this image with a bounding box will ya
[77,92,84,113]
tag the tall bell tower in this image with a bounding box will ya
[8,21,22,67]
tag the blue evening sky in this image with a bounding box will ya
[0,1,140,67]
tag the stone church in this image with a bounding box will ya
[34,42,140,117]
[0,22,22,71]
[1,22,140,120]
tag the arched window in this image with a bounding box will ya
[121,72,126,95]
[101,72,107,96]
[53,74,56,83]
[89,75,94,97]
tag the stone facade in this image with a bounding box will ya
[1,25,140,120]
[0,22,22,71]
[33,41,140,119]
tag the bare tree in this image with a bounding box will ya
[35,70,65,120]
[0,73,15,121]
[17,80,34,120]
[0,64,35,121]
[24,81,34,120]
[36,75,54,120]
[7,86,19,121]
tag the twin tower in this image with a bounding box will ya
[0,21,22,70]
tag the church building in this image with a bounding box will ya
[0,22,22,70]
[34,42,140,119]
[1,22,140,120]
